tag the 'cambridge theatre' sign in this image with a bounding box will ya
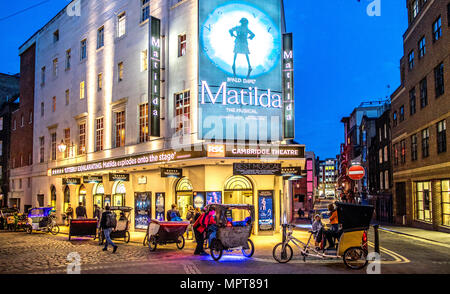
[198,0,283,141]
[149,16,161,137]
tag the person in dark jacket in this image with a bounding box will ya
[100,205,118,253]
[65,204,74,226]
[75,202,87,218]
[166,204,180,221]
[193,208,208,255]
[93,204,101,219]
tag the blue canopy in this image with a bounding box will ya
[28,207,54,217]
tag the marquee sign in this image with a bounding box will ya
[198,0,283,141]
[160,168,183,178]
[62,178,81,185]
[233,163,281,176]
[109,173,130,182]
[282,33,295,139]
[149,16,161,137]
[83,176,103,183]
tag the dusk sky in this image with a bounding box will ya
[0,0,407,158]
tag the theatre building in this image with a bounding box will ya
[23,0,303,234]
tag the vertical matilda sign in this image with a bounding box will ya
[282,33,294,139]
[198,0,283,141]
[149,16,161,137]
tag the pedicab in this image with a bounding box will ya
[26,207,60,235]
[98,206,132,244]
[147,219,189,251]
[208,204,255,261]
[272,202,374,269]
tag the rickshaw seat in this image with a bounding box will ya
[337,229,365,256]
[115,220,127,231]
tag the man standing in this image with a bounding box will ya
[93,204,101,219]
[65,204,74,226]
[100,205,118,253]
[75,202,87,219]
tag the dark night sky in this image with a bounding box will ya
[0,0,407,158]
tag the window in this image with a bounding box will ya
[175,91,191,135]
[418,36,426,58]
[118,12,126,37]
[384,124,387,139]
[80,81,85,99]
[96,118,104,152]
[139,103,149,143]
[384,171,389,190]
[422,128,430,158]
[437,120,447,154]
[52,96,56,112]
[52,58,58,77]
[178,34,187,57]
[409,88,416,115]
[416,181,432,222]
[53,30,59,43]
[393,143,399,166]
[408,50,414,70]
[41,66,45,85]
[97,73,103,91]
[21,115,24,127]
[401,139,406,164]
[41,102,44,117]
[400,106,405,122]
[393,111,398,127]
[141,0,150,22]
[39,137,45,163]
[441,180,450,226]
[118,62,124,82]
[80,39,87,60]
[379,149,383,164]
[29,111,32,124]
[433,17,442,42]
[411,134,418,161]
[434,62,445,98]
[13,118,16,130]
[114,111,125,148]
[384,146,388,162]
[65,49,71,70]
[380,172,384,190]
[141,50,148,71]
[97,26,104,49]
[0,117,2,130]
[65,89,70,105]
[420,78,428,108]
[51,132,56,161]
[79,122,86,155]
[412,0,419,19]
[64,128,70,158]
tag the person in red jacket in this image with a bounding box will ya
[193,208,208,255]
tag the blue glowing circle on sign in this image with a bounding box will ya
[201,3,281,78]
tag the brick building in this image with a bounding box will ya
[391,0,450,232]
[8,42,36,212]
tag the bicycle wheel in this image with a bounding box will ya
[143,235,149,246]
[149,236,157,252]
[210,239,223,261]
[176,235,185,250]
[124,231,130,243]
[343,247,368,270]
[26,225,32,234]
[50,224,60,235]
[242,239,255,258]
[272,243,293,263]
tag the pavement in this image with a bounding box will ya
[378,225,450,245]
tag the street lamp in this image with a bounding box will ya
[58,140,67,153]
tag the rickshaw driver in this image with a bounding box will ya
[323,204,342,250]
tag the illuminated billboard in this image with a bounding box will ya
[198,0,283,141]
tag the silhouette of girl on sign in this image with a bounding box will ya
[229,18,255,77]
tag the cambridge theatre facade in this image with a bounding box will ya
[22,0,303,234]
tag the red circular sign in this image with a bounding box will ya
[348,165,365,180]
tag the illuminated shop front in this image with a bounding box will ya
[93,183,104,208]
[175,177,194,219]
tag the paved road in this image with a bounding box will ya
[0,229,449,274]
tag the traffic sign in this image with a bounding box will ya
[348,165,365,180]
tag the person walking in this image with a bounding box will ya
[100,205,118,253]
[65,204,74,226]
[75,202,87,219]
[193,208,208,255]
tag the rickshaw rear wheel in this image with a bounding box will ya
[26,225,32,234]
[272,243,293,263]
[124,231,130,243]
[176,235,185,250]
[149,236,157,251]
[343,247,368,270]
[50,224,60,235]
[210,239,223,261]
[242,239,255,258]
[143,235,149,246]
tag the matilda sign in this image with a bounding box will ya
[149,17,161,137]
[198,0,283,141]
[282,33,295,139]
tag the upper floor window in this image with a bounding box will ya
[393,111,398,127]
[401,139,406,164]
[63,128,70,158]
[97,26,104,49]
[422,128,430,158]
[52,96,56,112]
[96,117,104,152]
[114,111,126,148]
[41,102,44,117]
[39,137,45,163]
[139,103,149,143]
[118,62,124,82]
[29,111,32,124]
[434,62,445,98]
[408,50,414,70]
[433,17,442,42]
[141,50,148,71]
[41,66,45,85]
[418,36,426,58]
[13,118,16,130]
[175,90,191,135]
[400,105,405,122]
[97,73,103,91]
[79,122,86,155]
[52,58,58,77]
[420,77,428,108]
[409,88,416,115]
[437,120,447,154]
[80,39,87,60]
[20,115,24,127]
[178,34,187,57]
[51,132,56,161]
[80,81,85,99]
[141,0,150,22]
[53,30,59,43]
[412,0,419,19]
[118,12,126,38]
[65,89,70,106]
[411,134,418,161]
[65,49,71,70]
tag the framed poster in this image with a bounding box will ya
[103,195,111,208]
[206,191,222,205]
[155,192,165,221]
[258,190,274,231]
[193,192,206,209]
[135,192,151,230]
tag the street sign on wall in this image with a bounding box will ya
[348,165,365,180]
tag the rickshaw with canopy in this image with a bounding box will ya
[26,207,59,235]
[273,202,374,269]
[208,204,255,261]
[98,206,132,244]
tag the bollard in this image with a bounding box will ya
[373,224,380,254]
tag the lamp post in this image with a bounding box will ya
[57,140,67,154]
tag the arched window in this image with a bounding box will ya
[224,175,253,191]
[50,185,56,208]
[175,177,193,192]
[64,186,70,212]
[78,184,86,206]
